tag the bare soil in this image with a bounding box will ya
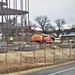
[0,47,75,69]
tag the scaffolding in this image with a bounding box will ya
[0,0,29,41]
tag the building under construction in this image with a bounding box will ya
[0,0,29,41]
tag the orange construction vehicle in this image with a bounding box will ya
[31,33,52,43]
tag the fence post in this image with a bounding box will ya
[62,44,64,62]
[5,43,7,68]
[20,45,22,68]
[54,45,55,64]
[44,43,46,64]
[33,42,36,66]
[70,43,72,60]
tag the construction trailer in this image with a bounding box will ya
[0,0,29,41]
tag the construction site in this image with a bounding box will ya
[0,0,75,74]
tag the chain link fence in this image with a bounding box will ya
[0,42,75,73]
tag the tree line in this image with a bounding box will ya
[29,15,66,37]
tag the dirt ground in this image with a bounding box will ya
[0,46,75,69]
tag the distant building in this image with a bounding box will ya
[72,25,75,28]
[61,31,75,43]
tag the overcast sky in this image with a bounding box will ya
[29,0,75,25]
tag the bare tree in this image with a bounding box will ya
[55,18,65,30]
[55,18,66,37]
[35,15,51,33]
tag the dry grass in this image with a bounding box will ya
[0,47,75,68]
